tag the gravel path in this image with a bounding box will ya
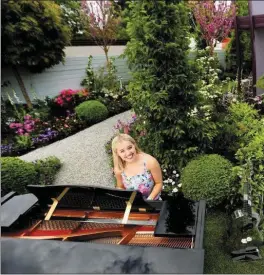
[19,110,133,188]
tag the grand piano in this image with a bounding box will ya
[1,185,206,274]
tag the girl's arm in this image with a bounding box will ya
[147,157,163,200]
[113,167,125,189]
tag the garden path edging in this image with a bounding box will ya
[19,110,133,187]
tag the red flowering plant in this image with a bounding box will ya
[193,1,236,55]
[54,88,89,112]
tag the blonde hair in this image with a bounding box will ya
[112,134,141,171]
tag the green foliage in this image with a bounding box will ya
[194,48,238,116]
[233,126,264,213]
[256,74,264,90]
[1,156,62,194]
[81,56,131,116]
[75,100,108,124]
[33,156,62,186]
[81,56,96,91]
[2,0,71,73]
[14,135,33,151]
[82,56,120,92]
[124,0,205,169]
[223,102,261,154]
[1,157,37,194]
[212,102,262,161]
[181,154,234,207]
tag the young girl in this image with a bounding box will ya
[112,134,163,200]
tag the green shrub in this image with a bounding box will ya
[233,126,264,213]
[181,154,234,207]
[216,102,261,159]
[33,156,62,186]
[1,157,37,194]
[1,156,62,194]
[75,100,108,124]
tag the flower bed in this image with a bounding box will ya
[2,86,130,157]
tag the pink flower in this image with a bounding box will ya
[17,128,24,135]
[24,115,32,120]
[24,124,33,132]
[9,123,17,129]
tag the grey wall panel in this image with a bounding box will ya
[251,1,264,95]
[1,56,131,103]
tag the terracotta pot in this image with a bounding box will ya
[222,38,231,49]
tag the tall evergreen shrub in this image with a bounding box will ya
[124,0,201,168]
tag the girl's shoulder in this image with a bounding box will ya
[139,153,159,169]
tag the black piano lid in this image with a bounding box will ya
[1,238,205,274]
[26,184,156,211]
[154,192,198,237]
[1,193,38,227]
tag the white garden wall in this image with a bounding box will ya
[1,46,226,103]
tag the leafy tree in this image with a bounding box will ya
[1,0,71,108]
[53,0,89,38]
[81,0,121,66]
[193,0,236,55]
[124,0,206,169]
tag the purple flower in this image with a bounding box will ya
[1,144,13,154]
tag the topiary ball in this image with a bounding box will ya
[75,100,108,124]
[1,157,37,194]
[181,154,234,207]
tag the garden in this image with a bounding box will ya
[1,0,264,273]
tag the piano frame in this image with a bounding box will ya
[1,185,206,274]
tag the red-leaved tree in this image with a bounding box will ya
[193,0,236,55]
[81,0,121,66]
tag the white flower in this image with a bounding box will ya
[172,187,178,193]
[241,239,247,244]
[168,179,173,183]
[246,237,252,242]
[176,174,179,177]
[173,170,176,174]
[172,181,175,185]
[163,180,168,184]
[178,183,182,187]
[163,169,167,172]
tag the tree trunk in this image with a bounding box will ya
[12,65,33,108]
[103,46,110,70]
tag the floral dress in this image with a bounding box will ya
[121,161,160,200]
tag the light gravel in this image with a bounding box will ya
[19,110,133,187]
